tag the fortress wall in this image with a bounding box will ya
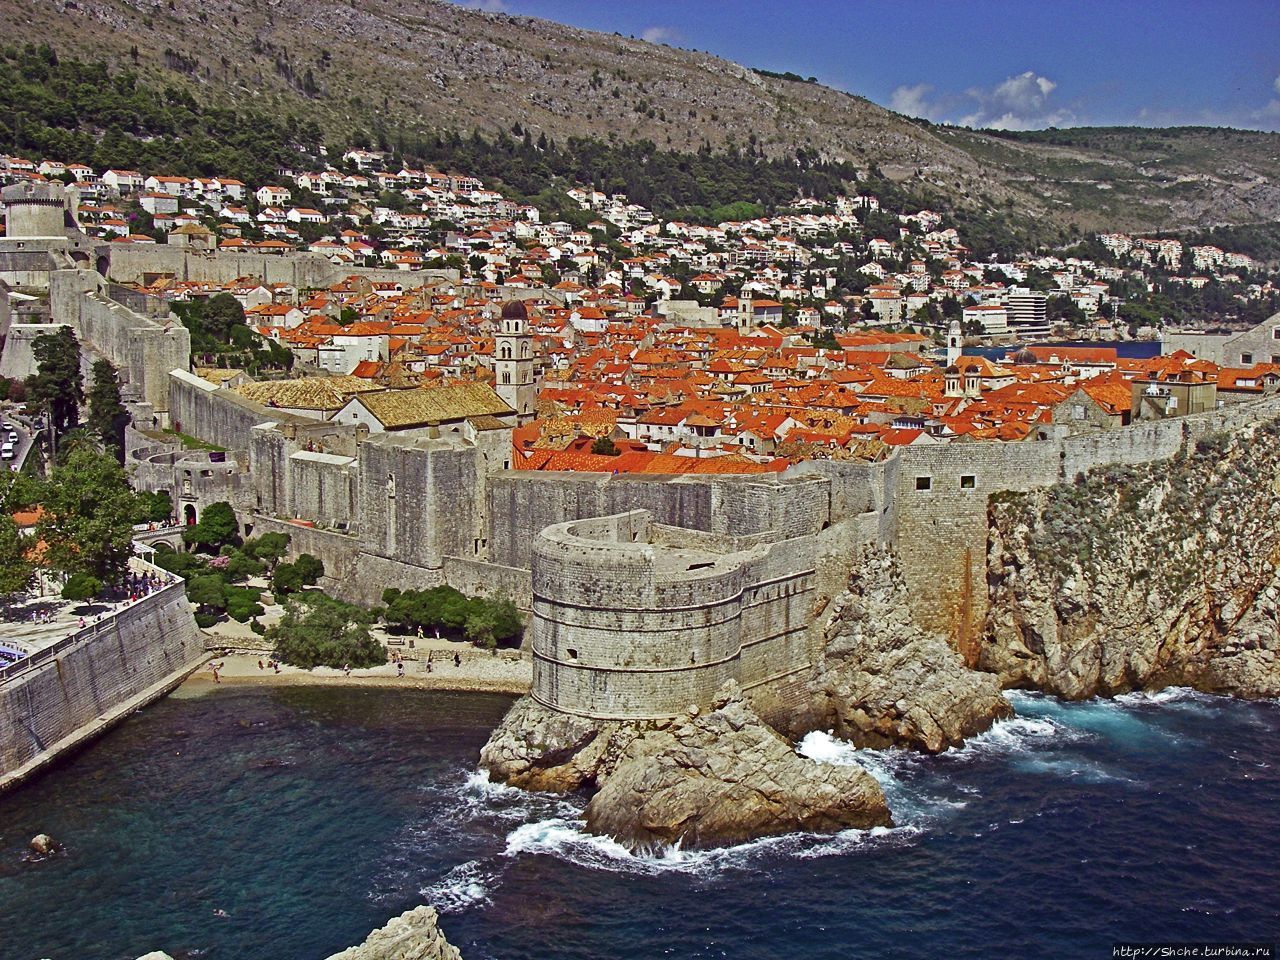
[349,553,446,606]
[0,582,205,791]
[284,454,358,528]
[894,394,1280,653]
[486,471,834,571]
[51,270,190,413]
[709,475,831,540]
[357,438,485,571]
[0,322,51,381]
[169,371,302,452]
[105,245,459,290]
[248,516,363,584]
[441,556,533,612]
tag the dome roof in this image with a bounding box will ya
[500,300,529,321]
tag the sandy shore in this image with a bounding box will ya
[181,650,532,696]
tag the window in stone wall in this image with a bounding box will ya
[567,648,578,660]
[1242,352,1254,364]
[960,475,976,489]
[915,476,932,491]
[1272,327,1280,340]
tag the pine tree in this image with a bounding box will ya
[26,326,83,452]
[86,358,128,460]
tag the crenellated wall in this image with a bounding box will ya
[51,269,190,413]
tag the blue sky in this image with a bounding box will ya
[454,0,1280,131]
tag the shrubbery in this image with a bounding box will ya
[268,593,384,669]
[382,586,522,648]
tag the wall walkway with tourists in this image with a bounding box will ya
[0,556,206,793]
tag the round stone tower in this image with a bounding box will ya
[1,181,71,239]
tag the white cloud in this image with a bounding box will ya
[1274,74,1280,95]
[958,71,1073,129]
[641,25,681,44]
[888,83,937,119]
[886,71,1071,129]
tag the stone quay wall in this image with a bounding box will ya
[0,570,206,792]
[529,511,819,721]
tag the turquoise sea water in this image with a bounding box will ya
[0,684,1276,960]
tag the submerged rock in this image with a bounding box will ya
[28,834,59,857]
[325,905,463,960]
[808,546,1012,751]
[583,683,891,849]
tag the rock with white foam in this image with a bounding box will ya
[582,682,891,850]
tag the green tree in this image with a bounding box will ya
[0,513,34,600]
[247,531,290,567]
[590,436,620,456]
[271,561,305,597]
[86,359,128,460]
[37,444,139,584]
[26,326,83,451]
[268,593,384,669]
[133,489,174,523]
[293,553,324,585]
[186,573,227,615]
[182,501,239,551]
[464,596,524,649]
[61,572,102,602]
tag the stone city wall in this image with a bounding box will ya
[0,322,51,381]
[51,269,190,413]
[441,556,534,611]
[357,435,486,571]
[0,580,205,792]
[169,370,307,453]
[892,393,1280,654]
[106,244,459,291]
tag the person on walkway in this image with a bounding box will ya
[343,663,351,678]
[454,652,461,668]
[211,661,221,683]
[397,661,405,678]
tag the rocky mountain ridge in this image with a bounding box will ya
[5,0,1280,235]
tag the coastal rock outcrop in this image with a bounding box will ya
[583,683,891,848]
[324,905,463,960]
[807,546,1012,751]
[982,423,1280,699]
[477,696,644,792]
[481,685,890,849]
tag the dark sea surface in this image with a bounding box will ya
[964,340,1163,360]
[0,685,1276,960]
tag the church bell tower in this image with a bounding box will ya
[495,299,540,424]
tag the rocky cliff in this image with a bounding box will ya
[805,545,1012,750]
[983,421,1280,699]
[481,683,890,849]
[324,906,463,960]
